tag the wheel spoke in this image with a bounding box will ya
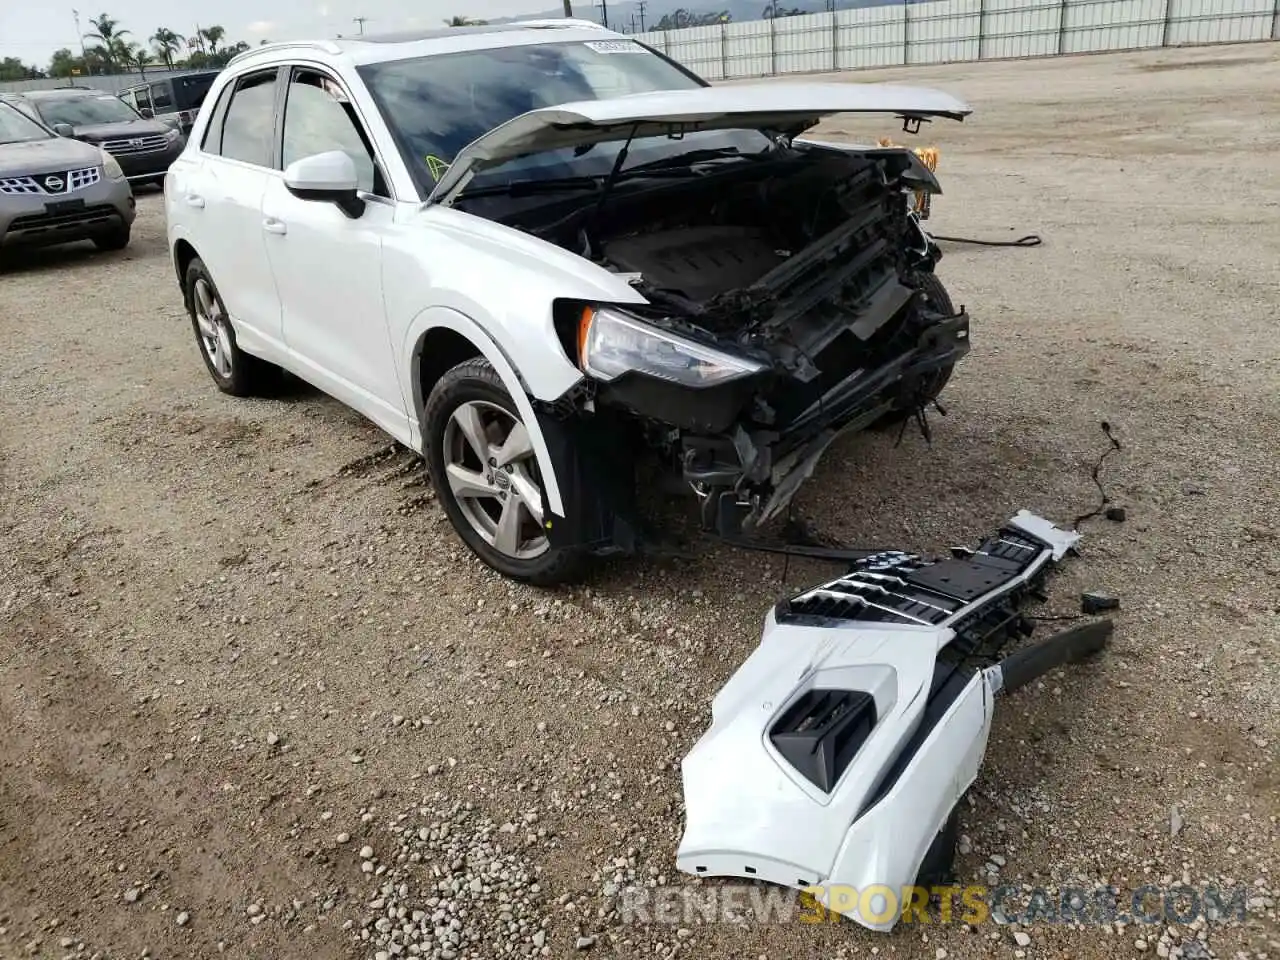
[494,421,533,467]
[194,283,216,321]
[509,472,543,524]
[451,405,491,463]
[445,462,492,500]
[215,327,233,376]
[493,495,523,556]
[195,311,216,338]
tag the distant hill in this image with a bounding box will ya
[492,0,903,34]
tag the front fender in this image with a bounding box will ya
[402,305,567,519]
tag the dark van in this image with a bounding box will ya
[119,70,220,135]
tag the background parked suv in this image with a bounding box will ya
[0,101,135,253]
[1,89,185,187]
[119,71,221,135]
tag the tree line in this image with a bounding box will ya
[0,13,266,82]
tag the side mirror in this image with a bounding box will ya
[52,123,75,137]
[139,107,154,118]
[283,150,364,219]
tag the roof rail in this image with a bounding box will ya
[227,39,342,66]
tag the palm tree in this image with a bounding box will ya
[199,24,226,54]
[84,13,130,72]
[150,27,184,69]
[125,44,153,77]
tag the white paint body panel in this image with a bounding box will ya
[430,81,971,202]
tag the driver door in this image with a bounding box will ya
[260,65,409,441]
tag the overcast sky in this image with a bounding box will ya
[1,0,570,68]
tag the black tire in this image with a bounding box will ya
[93,225,131,251]
[872,272,957,429]
[424,358,585,586]
[184,256,279,397]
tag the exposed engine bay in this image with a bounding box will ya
[485,141,971,549]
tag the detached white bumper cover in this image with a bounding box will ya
[675,511,1082,931]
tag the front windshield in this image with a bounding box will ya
[0,103,52,144]
[37,94,141,127]
[358,39,772,194]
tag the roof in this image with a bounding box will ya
[228,19,617,69]
[10,88,110,100]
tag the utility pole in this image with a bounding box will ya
[597,0,609,27]
[637,0,647,30]
[353,16,369,34]
[72,8,91,75]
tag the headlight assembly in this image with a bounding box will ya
[101,149,125,181]
[575,306,766,389]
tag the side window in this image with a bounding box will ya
[199,82,234,154]
[135,86,153,111]
[119,90,136,110]
[218,71,279,167]
[281,69,383,196]
[150,84,171,110]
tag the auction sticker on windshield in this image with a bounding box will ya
[583,39,647,53]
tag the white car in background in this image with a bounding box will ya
[165,20,971,584]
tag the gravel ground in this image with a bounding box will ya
[2,41,1278,960]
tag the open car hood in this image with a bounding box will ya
[426,81,972,205]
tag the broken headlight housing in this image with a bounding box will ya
[574,306,766,389]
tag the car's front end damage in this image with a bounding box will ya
[569,144,968,538]
[430,81,973,554]
[674,510,1111,931]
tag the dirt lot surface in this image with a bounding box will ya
[2,40,1278,960]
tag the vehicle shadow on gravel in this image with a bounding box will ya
[0,240,109,276]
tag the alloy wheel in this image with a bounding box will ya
[442,400,549,560]
[193,277,233,379]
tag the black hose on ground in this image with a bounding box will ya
[931,233,1043,247]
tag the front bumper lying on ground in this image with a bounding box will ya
[675,511,1107,932]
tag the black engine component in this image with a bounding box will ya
[602,226,785,304]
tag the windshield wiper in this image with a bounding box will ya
[454,175,603,201]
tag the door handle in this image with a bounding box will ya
[184,194,205,208]
[262,218,287,236]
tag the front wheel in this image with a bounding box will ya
[872,272,957,429]
[424,358,584,586]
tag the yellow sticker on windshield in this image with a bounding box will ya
[425,155,450,181]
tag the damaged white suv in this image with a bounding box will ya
[165,21,971,585]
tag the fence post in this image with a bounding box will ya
[1161,0,1174,46]
[771,16,778,76]
[721,22,728,79]
[662,30,671,55]
[1271,0,1279,40]
[832,11,839,71]
[977,0,986,59]
[903,2,910,66]
[1056,0,1069,54]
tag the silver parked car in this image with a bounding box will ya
[0,101,136,253]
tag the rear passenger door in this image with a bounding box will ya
[182,67,285,354]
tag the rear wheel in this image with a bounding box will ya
[424,358,584,586]
[184,257,279,397]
